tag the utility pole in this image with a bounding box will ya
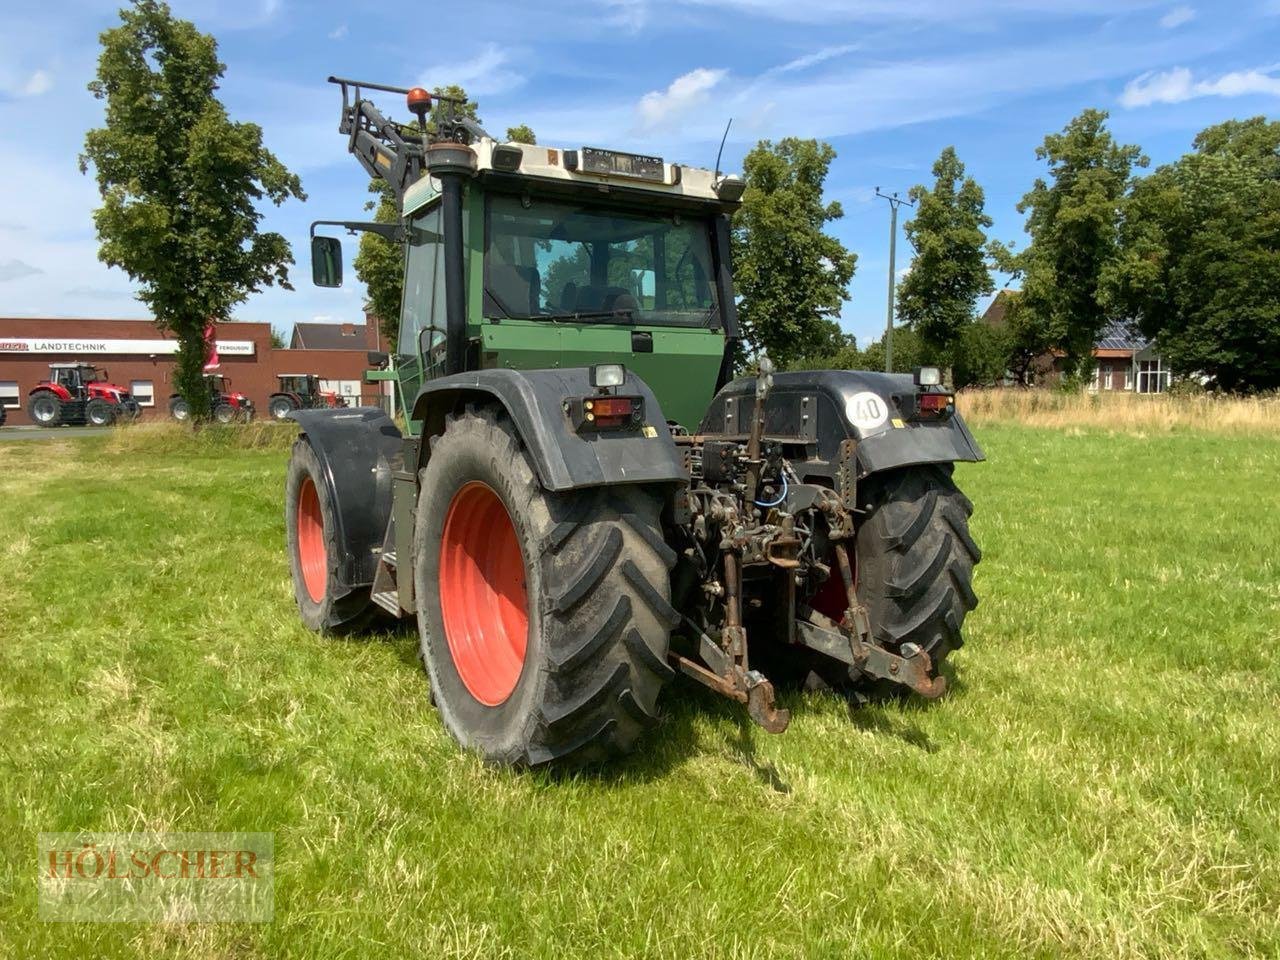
[875,188,914,372]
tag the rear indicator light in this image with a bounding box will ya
[918,393,952,414]
[571,395,644,430]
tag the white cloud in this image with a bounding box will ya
[421,43,524,98]
[1159,4,1195,28]
[599,0,649,31]
[772,44,861,75]
[682,0,1171,24]
[328,24,348,40]
[0,259,43,282]
[637,68,727,132]
[1120,65,1280,107]
[22,70,51,96]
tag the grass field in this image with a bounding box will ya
[2,422,1278,958]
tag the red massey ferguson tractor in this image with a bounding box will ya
[27,363,141,427]
[169,373,255,423]
[268,374,347,421]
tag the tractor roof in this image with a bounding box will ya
[404,139,737,216]
[49,362,103,370]
[277,373,317,378]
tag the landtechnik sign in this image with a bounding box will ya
[0,338,255,356]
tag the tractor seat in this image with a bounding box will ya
[489,262,541,317]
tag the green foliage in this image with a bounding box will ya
[953,320,1013,387]
[1104,117,1280,392]
[897,147,994,354]
[354,180,403,351]
[506,124,537,145]
[80,0,304,420]
[732,138,857,366]
[996,110,1146,380]
[270,328,285,349]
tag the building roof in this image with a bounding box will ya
[290,322,367,350]
[1096,321,1149,352]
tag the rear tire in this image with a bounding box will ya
[270,396,297,420]
[414,406,677,767]
[213,403,236,425]
[285,438,380,633]
[85,398,116,427]
[169,397,191,422]
[28,392,63,428]
[854,464,981,673]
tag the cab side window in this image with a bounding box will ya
[398,205,447,360]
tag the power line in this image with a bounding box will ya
[874,188,914,373]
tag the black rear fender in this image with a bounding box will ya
[409,368,687,492]
[288,407,402,592]
[698,370,984,481]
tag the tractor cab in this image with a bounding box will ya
[309,79,743,433]
[269,374,345,420]
[45,363,114,397]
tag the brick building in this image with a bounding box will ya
[0,316,385,425]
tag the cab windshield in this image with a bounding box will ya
[486,194,720,328]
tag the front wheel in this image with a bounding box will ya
[169,397,191,422]
[285,439,380,633]
[85,398,117,427]
[269,396,296,421]
[854,464,981,673]
[414,406,677,767]
[213,403,236,425]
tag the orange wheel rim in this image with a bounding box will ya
[439,482,529,706]
[297,476,327,603]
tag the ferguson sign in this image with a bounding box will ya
[0,338,255,356]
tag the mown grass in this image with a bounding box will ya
[1,424,1277,959]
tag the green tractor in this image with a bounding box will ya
[285,78,983,766]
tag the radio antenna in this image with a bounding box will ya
[713,118,733,180]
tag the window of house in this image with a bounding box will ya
[130,380,155,407]
[0,381,19,409]
[1124,364,1134,390]
[1137,358,1170,394]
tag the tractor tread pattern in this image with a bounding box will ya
[856,464,980,667]
[418,409,674,769]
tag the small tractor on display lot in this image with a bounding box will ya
[268,374,347,421]
[169,373,254,423]
[284,77,983,766]
[27,363,141,427]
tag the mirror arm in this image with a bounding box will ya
[309,220,405,244]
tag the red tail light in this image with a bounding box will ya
[585,397,635,428]
[917,393,952,416]
[571,395,645,430]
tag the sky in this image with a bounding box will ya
[1,0,1278,346]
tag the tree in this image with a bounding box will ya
[353,181,402,349]
[270,328,285,349]
[81,0,304,419]
[732,138,857,366]
[506,124,536,144]
[1104,117,1280,391]
[897,147,994,356]
[997,110,1146,379]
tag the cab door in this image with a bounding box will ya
[395,202,448,424]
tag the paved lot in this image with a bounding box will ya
[0,426,106,441]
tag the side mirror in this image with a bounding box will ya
[367,350,389,369]
[311,235,343,288]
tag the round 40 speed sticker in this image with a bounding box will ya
[845,391,890,434]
